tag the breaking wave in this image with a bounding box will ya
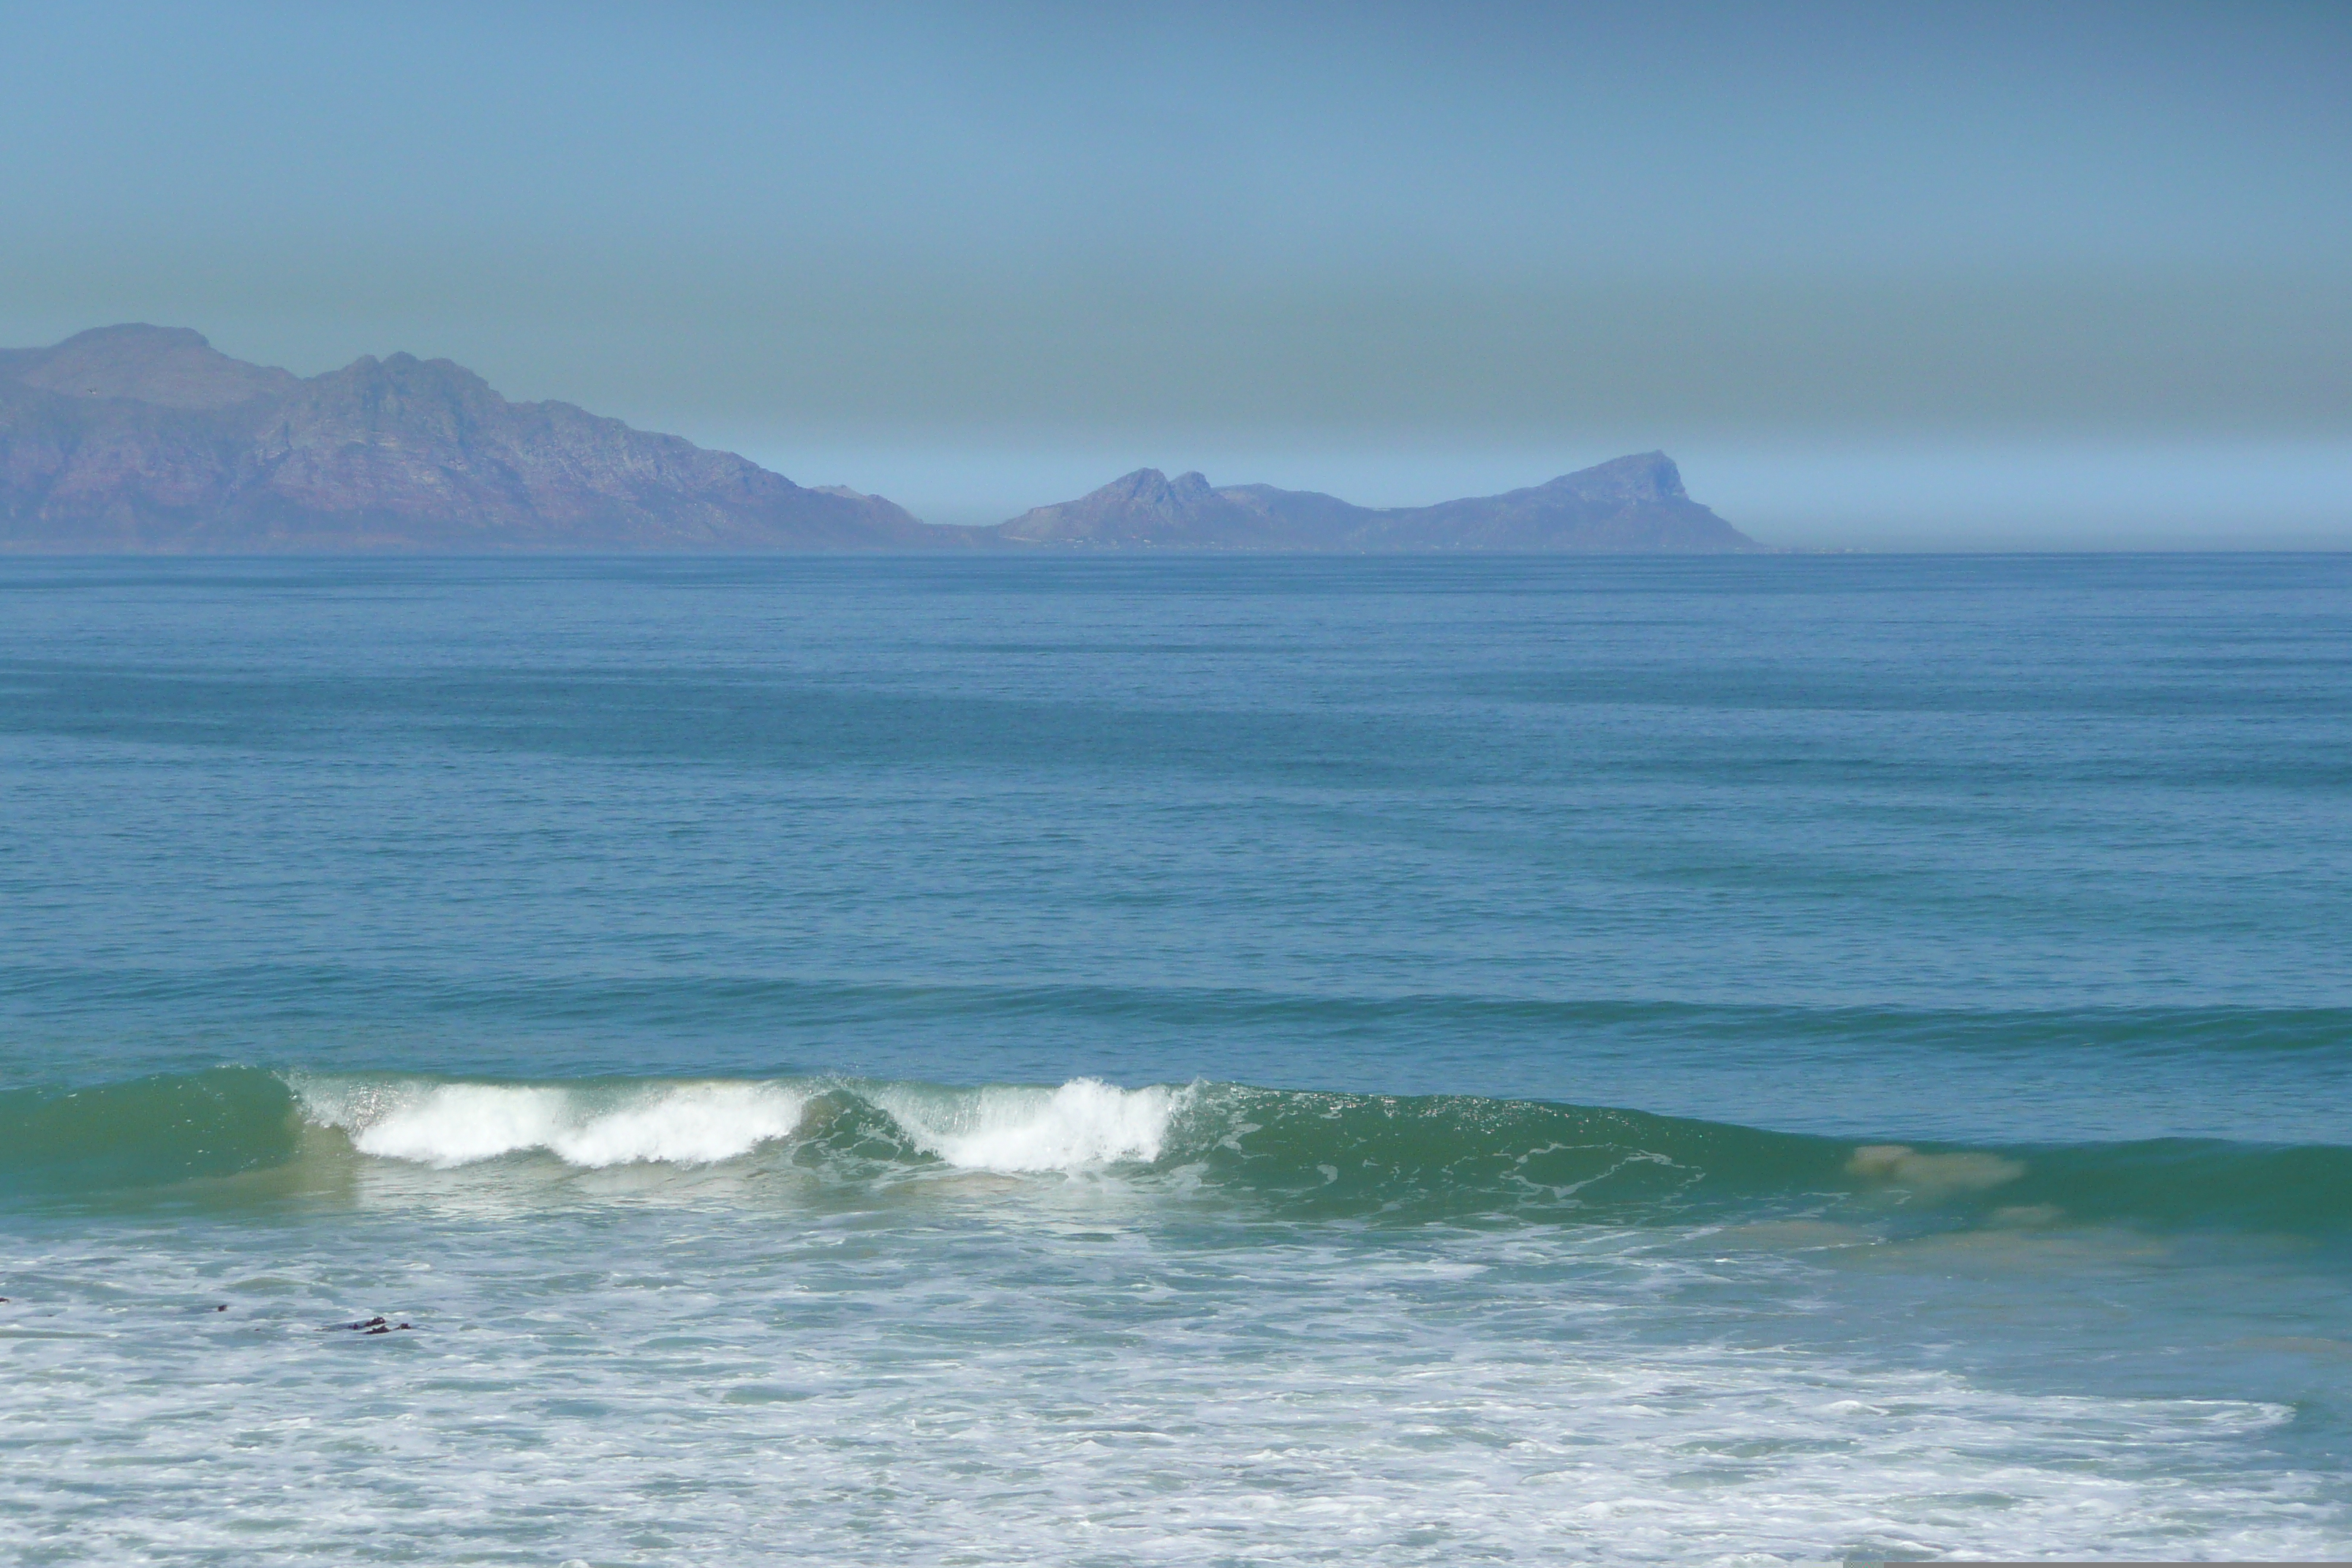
[3,1066,2348,1235]
[296,1077,817,1169]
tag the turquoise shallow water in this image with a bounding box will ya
[1,554,2348,1563]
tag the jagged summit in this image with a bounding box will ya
[0,326,958,551]
[999,468,1297,547]
[995,452,1757,552]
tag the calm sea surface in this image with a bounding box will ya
[2,553,2348,1564]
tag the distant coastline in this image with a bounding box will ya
[1,325,1757,554]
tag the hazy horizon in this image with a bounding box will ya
[5,1,2345,546]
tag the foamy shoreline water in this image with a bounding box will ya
[2,1134,2339,1564]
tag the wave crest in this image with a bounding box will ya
[295,1077,814,1169]
[288,1074,1180,1175]
[870,1079,1183,1172]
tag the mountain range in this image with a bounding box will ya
[0,325,1757,553]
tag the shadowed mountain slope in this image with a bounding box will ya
[998,453,1758,551]
[0,325,954,551]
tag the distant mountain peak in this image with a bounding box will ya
[10,322,300,410]
[1000,465,1273,546]
[1540,451,1686,502]
[64,323,209,350]
[1104,467,1169,496]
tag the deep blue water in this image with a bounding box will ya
[2,553,2348,1564]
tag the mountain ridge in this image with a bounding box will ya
[0,325,953,551]
[995,453,1758,551]
[1,325,1757,553]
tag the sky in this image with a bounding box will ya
[1,0,2346,543]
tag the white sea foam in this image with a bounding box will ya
[290,1074,1175,1174]
[872,1078,1182,1172]
[295,1078,811,1169]
[4,1215,2342,1566]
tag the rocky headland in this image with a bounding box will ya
[997,454,1757,551]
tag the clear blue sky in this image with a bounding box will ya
[3,1,2346,540]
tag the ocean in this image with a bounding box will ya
[1,552,2347,1564]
